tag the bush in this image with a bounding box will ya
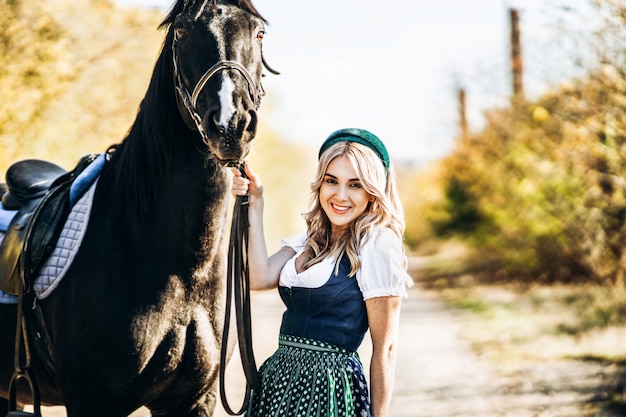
[436,64,626,283]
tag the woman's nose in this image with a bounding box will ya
[336,185,348,200]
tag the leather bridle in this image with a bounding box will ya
[172,36,262,147]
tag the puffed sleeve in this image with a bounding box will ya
[357,227,413,300]
[279,230,307,251]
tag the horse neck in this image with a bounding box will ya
[95,39,231,277]
[103,132,228,242]
[98,74,229,263]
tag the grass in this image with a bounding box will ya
[423,280,626,415]
[410,242,626,367]
[433,282,626,365]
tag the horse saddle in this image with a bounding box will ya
[0,155,96,295]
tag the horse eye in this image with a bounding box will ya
[175,27,187,41]
[256,31,264,43]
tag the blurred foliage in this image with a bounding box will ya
[248,127,317,253]
[430,0,626,283]
[0,0,164,173]
[0,0,70,168]
[397,161,448,253]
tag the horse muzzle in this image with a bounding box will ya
[205,107,256,162]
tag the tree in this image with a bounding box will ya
[0,0,72,171]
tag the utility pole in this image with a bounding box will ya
[510,8,524,101]
[458,87,468,140]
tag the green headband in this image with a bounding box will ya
[318,128,390,172]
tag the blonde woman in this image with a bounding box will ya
[231,128,412,417]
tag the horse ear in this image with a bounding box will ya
[262,55,280,76]
[237,0,267,23]
[159,0,193,29]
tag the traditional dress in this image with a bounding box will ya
[246,227,412,417]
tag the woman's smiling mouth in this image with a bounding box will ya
[331,203,350,213]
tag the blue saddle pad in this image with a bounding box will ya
[0,209,17,232]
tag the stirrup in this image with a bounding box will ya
[6,369,41,417]
[7,283,41,417]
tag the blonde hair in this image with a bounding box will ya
[302,141,406,276]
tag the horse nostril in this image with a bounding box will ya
[209,112,225,135]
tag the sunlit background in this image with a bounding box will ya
[6,0,626,415]
[116,0,598,166]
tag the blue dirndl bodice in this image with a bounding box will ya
[277,255,369,352]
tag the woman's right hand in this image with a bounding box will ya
[230,161,263,207]
[231,161,288,290]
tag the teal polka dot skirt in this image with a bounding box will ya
[246,334,371,417]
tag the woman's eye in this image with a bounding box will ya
[350,183,363,189]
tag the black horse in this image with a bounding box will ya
[0,0,272,415]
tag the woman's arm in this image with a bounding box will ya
[365,295,402,417]
[231,162,295,290]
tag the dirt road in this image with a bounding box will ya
[35,284,625,416]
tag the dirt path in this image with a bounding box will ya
[35,284,625,416]
[215,286,626,417]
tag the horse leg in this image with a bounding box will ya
[150,389,217,417]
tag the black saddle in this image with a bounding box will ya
[1,160,67,211]
[0,155,96,295]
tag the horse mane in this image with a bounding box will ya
[159,0,266,29]
[100,27,183,219]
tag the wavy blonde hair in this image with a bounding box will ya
[302,141,406,276]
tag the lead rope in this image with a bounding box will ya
[220,162,261,416]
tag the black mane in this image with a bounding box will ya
[99,26,182,221]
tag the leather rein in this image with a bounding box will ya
[219,164,260,415]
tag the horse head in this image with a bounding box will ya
[165,0,274,165]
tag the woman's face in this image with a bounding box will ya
[319,156,372,235]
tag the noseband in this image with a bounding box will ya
[172,36,262,145]
[190,60,259,110]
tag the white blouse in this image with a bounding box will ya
[279,227,413,300]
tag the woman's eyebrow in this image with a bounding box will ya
[324,173,361,182]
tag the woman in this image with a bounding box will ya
[231,128,413,417]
